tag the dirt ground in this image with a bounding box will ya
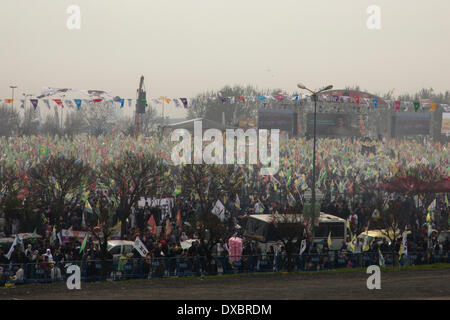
[1,266,449,300]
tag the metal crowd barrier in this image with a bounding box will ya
[1,250,448,285]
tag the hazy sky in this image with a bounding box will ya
[1,0,450,117]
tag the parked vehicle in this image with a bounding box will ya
[244,212,346,252]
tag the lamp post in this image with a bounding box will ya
[297,83,333,221]
[9,86,17,110]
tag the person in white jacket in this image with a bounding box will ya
[50,263,62,281]
[12,265,24,284]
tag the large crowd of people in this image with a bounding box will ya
[0,134,449,285]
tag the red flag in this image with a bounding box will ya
[353,96,360,104]
[275,94,285,102]
[176,210,182,228]
[394,101,401,112]
[237,96,245,103]
[148,215,157,235]
[93,99,103,103]
[53,99,64,108]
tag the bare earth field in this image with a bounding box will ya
[1,266,449,300]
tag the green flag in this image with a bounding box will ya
[413,102,420,112]
[85,200,93,214]
[39,145,50,157]
[31,228,37,244]
[80,234,88,254]
[174,184,182,196]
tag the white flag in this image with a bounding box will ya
[212,200,226,220]
[299,239,307,255]
[133,236,149,257]
[5,235,22,260]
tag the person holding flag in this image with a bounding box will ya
[5,234,23,260]
[176,209,182,228]
[148,214,157,235]
[79,234,89,255]
[378,247,385,267]
[165,218,172,240]
[327,231,332,249]
[398,229,408,265]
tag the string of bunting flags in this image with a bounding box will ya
[1,94,449,112]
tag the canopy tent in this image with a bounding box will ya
[163,118,237,133]
[380,176,450,194]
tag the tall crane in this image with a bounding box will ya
[135,75,147,136]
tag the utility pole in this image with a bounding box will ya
[9,85,17,111]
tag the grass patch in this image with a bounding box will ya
[2,263,449,289]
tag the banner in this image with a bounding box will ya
[306,113,361,137]
[442,113,450,135]
[392,112,431,136]
[60,229,90,244]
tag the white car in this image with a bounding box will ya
[107,240,135,260]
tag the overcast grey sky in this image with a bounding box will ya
[1,0,450,117]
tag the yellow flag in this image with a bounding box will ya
[349,235,355,253]
[327,232,332,248]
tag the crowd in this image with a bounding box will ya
[0,135,449,285]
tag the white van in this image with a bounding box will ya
[244,212,347,252]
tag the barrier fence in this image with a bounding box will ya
[1,250,449,285]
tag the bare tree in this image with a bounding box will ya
[99,151,163,239]
[19,107,39,136]
[188,85,292,126]
[176,164,243,273]
[80,101,116,136]
[64,110,87,137]
[40,114,61,136]
[27,155,94,221]
[269,212,306,272]
[0,104,20,137]
[378,200,409,266]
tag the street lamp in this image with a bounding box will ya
[297,83,333,221]
[9,86,17,109]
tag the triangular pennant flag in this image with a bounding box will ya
[257,96,267,102]
[30,99,39,110]
[53,99,64,108]
[74,99,82,110]
[180,98,188,108]
[372,98,378,109]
